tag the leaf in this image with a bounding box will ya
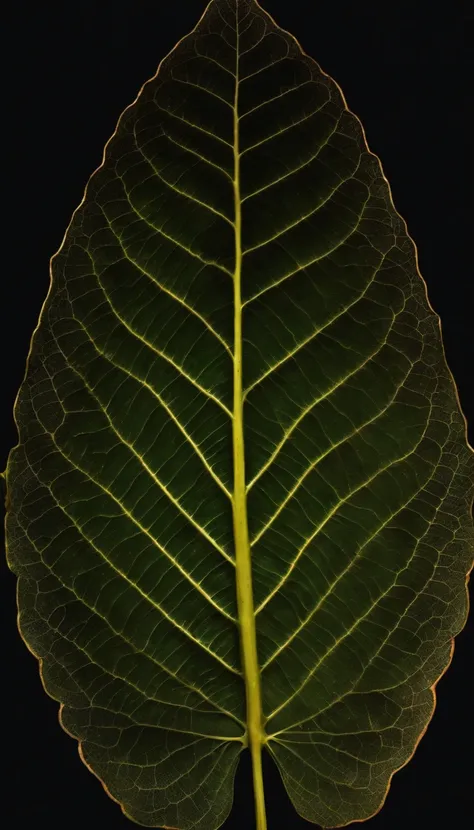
[5,0,473,828]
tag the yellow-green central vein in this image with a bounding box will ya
[231,12,267,830]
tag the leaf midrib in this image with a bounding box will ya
[230,6,267,830]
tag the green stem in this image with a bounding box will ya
[232,10,267,830]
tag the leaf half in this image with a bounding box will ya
[5,1,473,828]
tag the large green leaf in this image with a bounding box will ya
[4,1,473,828]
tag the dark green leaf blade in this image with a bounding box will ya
[5,1,473,828]
[7,3,245,827]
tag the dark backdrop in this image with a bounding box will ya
[3,2,472,828]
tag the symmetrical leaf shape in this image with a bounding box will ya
[5,1,473,828]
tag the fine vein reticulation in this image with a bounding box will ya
[5,1,473,830]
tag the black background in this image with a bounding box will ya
[3,2,472,828]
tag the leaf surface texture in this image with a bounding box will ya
[6,1,473,828]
